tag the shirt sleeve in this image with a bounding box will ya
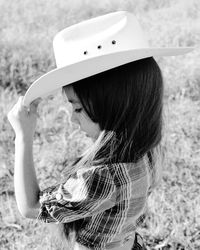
[37,166,116,223]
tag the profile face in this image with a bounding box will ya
[63,85,101,140]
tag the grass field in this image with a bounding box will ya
[0,0,200,249]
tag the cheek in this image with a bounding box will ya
[80,119,100,139]
[88,123,101,139]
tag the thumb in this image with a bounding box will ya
[29,98,42,114]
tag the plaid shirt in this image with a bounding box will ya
[37,157,152,249]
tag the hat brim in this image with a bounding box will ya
[23,47,194,106]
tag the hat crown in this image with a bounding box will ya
[53,11,149,67]
[23,11,193,107]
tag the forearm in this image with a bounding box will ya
[14,136,40,218]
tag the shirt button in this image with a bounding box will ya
[56,193,63,201]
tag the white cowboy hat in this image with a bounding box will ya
[23,11,194,106]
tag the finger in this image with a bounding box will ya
[17,96,26,110]
[18,96,24,106]
[18,96,30,113]
[31,98,42,106]
[29,98,41,114]
[21,96,29,108]
[29,103,37,114]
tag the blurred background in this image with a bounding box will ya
[0,0,200,249]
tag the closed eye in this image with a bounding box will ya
[74,108,83,113]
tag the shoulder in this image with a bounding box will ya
[107,160,148,182]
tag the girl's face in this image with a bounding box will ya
[63,86,101,140]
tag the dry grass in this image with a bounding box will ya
[0,0,200,249]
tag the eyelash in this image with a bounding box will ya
[74,108,82,113]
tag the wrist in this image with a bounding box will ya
[15,134,34,144]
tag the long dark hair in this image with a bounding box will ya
[64,57,163,163]
[61,57,164,246]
